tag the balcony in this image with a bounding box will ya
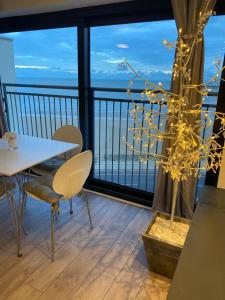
[2,83,217,203]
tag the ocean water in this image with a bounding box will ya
[15,76,219,105]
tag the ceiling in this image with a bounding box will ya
[0,0,132,18]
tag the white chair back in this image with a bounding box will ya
[53,125,83,157]
[52,150,92,199]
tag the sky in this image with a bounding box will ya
[1,15,225,83]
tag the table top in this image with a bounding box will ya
[0,135,78,176]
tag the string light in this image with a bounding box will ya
[125,5,225,184]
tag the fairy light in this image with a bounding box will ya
[125,5,225,183]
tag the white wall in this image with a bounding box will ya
[217,150,225,189]
[0,37,16,84]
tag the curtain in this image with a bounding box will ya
[0,83,8,137]
[152,0,217,218]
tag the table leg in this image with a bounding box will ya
[15,174,28,257]
[5,175,26,257]
[15,174,27,235]
[5,177,22,257]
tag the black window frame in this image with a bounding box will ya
[0,0,225,206]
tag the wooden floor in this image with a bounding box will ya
[0,191,171,300]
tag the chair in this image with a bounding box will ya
[32,125,83,176]
[23,150,93,261]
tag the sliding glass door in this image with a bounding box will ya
[90,20,176,201]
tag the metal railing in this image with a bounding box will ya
[2,83,218,198]
[92,86,217,196]
[3,83,79,139]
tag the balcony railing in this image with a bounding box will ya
[2,83,217,200]
[2,83,79,138]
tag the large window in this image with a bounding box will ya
[91,20,177,89]
[1,28,78,85]
[90,16,225,197]
[1,11,225,205]
[0,28,79,138]
[91,20,176,193]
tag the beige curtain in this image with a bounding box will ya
[152,0,217,218]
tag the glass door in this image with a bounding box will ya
[90,20,176,202]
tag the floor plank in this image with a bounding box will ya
[136,284,170,300]
[38,204,140,300]
[136,271,171,300]
[25,195,120,292]
[71,268,115,300]
[98,209,150,277]
[103,243,149,300]
[0,246,47,299]
[0,191,170,300]
[5,283,41,300]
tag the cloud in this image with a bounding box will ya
[141,68,172,75]
[162,70,172,74]
[116,44,129,49]
[15,55,34,59]
[91,51,109,57]
[105,59,124,64]
[58,42,74,50]
[15,55,49,62]
[117,61,128,71]
[66,70,78,73]
[15,65,50,69]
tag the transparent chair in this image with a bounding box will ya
[32,125,83,176]
[23,150,93,261]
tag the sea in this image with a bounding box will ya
[14,76,219,105]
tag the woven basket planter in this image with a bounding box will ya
[142,211,191,278]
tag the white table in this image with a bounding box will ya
[0,134,78,256]
[0,135,78,176]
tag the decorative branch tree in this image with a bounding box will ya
[126,8,225,228]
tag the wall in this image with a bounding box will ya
[0,37,16,84]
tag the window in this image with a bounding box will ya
[1,28,77,85]
[1,28,79,138]
[91,20,176,194]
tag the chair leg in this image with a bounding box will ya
[82,190,93,229]
[57,201,60,215]
[69,198,73,215]
[51,204,56,262]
